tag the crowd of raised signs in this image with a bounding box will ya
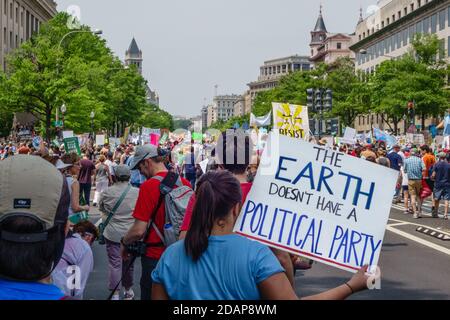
[0,126,448,300]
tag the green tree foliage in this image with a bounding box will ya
[251,58,370,130]
[371,33,449,133]
[173,119,193,130]
[0,13,158,140]
[208,114,250,131]
[138,104,174,131]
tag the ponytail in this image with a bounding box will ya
[184,170,242,261]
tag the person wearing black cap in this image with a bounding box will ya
[0,156,71,300]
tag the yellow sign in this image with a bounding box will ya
[273,103,310,140]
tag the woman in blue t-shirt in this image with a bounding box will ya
[151,170,370,300]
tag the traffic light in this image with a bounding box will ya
[326,118,339,135]
[315,90,323,111]
[324,89,333,111]
[306,89,315,110]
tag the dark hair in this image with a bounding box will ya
[0,216,66,281]
[184,171,242,261]
[73,221,99,240]
[420,145,430,153]
[216,130,252,175]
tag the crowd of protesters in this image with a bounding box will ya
[3,130,449,301]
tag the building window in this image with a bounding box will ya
[448,6,450,27]
[439,9,446,31]
[9,2,12,18]
[404,7,408,16]
[398,11,401,19]
[387,18,390,25]
[392,14,395,22]
[448,36,450,57]
[359,35,361,41]
[4,0,6,14]
[10,31,12,47]
[423,17,430,33]
[439,38,445,60]
[411,3,414,12]
[382,21,385,28]
[431,14,437,33]
[416,20,423,34]
[337,42,342,49]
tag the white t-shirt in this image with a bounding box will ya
[400,166,409,186]
[105,160,117,176]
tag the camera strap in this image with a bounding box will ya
[99,184,131,238]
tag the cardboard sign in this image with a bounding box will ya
[406,133,424,145]
[273,103,309,140]
[234,133,398,273]
[96,135,105,146]
[340,127,357,145]
[64,137,81,156]
[150,133,160,146]
[62,131,74,139]
[32,136,42,149]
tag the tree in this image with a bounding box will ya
[370,34,449,134]
[173,119,193,130]
[138,104,174,131]
[325,58,371,128]
[0,13,149,140]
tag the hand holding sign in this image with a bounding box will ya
[234,132,398,273]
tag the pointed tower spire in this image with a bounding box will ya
[314,4,327,32]
[358,6,364,24]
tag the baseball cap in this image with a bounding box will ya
[438,152,447,159]
[55,159,72,170]
[114,164,131,178]
[0,156,70,242]
[129,144,159,170]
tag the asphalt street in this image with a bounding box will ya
[83,198,450,300]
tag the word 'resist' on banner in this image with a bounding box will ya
[233,132,398,273]
[272,103,309,140]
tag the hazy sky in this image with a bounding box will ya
[56,0,376,117]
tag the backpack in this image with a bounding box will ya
[151,172,194,247]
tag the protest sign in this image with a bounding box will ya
[273,103,309,140]
[250,112,272,127]
[340,127,357,145]
[406,133,425,145]
[435,135,444,146]
[62,131,74,139]
[32,136,42,149]
[192,132,203,142]
[199,158,209,174]
[234,133,398,273]
[96,135,105,146]
[64,137,81,156]
[150,133,160,146]
[159,133,169,144]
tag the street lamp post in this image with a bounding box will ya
[60,103,67,131]
[55,29,103,124]
[90,111,95,141]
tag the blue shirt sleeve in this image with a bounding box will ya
[253,246,285,285]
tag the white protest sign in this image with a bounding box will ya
[95,134,105,146]
[199,158,209,174]
[62,131,74,139]
[340,127,357,145]
[273,103,309,140]
[234,133,398,273]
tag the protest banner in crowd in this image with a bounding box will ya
[250,112,272,127]
[62,131,74,139]
[340,127,357,145]
[234,133,398,273]
[64,137,81,156]
[273,103,309,140]
[96,134,105,146]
